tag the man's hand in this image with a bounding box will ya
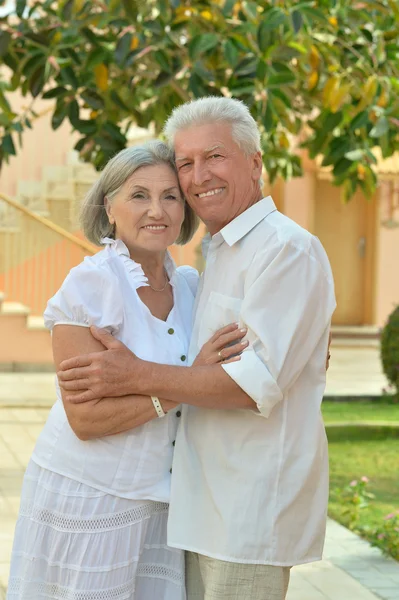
[57,326,140,402]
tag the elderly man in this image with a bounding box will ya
[59,97,336,600]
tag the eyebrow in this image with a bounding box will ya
[175,144,226,162]
[129,185,179,193]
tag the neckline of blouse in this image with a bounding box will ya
[100,237,177,288]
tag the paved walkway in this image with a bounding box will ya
[0,346,397,599]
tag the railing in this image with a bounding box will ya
[0,192,98,316]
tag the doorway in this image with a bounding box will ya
[314,180,377,325]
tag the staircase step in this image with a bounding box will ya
[1,302,30,316]
[331,325,380,339]
[27,316,46,330]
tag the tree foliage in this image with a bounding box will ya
[0,0,398,199]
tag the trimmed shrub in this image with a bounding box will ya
[381,305,399,400]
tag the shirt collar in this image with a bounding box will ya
[201,196,277,259]
[220,196,277,247]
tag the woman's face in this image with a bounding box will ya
[106,163,185,255]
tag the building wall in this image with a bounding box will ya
[1,94,78,198]
[1,96,398,328]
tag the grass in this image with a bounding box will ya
[322,400,399,424]
[327,424,399,530]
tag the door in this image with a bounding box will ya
[314,180,376,325]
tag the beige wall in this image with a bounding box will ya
[279,175,399,327]
[375,189,399,327]
[283,171,316,232]
[1,94,78,198]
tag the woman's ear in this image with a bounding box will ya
[104,196,114,224]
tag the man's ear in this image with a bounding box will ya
[251,151,263,181]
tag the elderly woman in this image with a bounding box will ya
[7,141,245,600]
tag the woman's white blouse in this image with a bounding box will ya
[32,238,198,502]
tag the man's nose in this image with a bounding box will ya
[192,161,211,187]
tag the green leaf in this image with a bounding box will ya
[42,86,68,99]
[242,1,258,21]
[345,149,365,161]
[154,71,175,88]
[122,0,138,20]
[52,100,68,130]
[234,56,258,77]
[29,66,45,97]
[110,90,130,111]
[0,90,12,115]
[61,0,74,21]
[115,33,132,66]
[292,10,303,33]
[224,39,239,68]
[256,59,268,81]
[81,27,103,46]
[189,73,209,97]
[16,0,27,18]
[268,72,296,87]
[261,7,287,31]
[321,137,352,166]
[263,101,274,130]
[154,50,171,73]
[86,48,108,70]
[322,111,343,134]
[370,117,389,138]
[81,89,105,110]
[301,6,329,24]
[189,33,219,60]
[74,119,98,135]
[103,122,126,144]
[2,133,16,156]
[61,66,79,89]
[350,110,369,130]
[68,99,80,128]
[270,88,291,107]
[333,157,352,177]
[0,31,11,58]
[22,52,46,78]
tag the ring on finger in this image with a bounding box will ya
[218,350,223,361]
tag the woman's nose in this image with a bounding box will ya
[148,200,163,218]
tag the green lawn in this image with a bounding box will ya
[322,400,399,424]
[327,424,399,530]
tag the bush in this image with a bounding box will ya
[334,477,399,561]
[381,305,399,401]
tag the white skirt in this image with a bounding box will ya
[7,460,185,600]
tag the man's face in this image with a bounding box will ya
[174,122,263,234]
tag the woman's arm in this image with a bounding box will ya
[52,325,178,440]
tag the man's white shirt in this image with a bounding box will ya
[167,197,336,566]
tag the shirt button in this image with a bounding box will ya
[176,411,181,418]
[180,355,186,362]
[168,328,174,335]
[169,468,172,473]
[172,440,175,446]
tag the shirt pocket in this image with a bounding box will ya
[198,291,242,348]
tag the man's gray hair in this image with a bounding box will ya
[80,140,198,246]
[163,96,261,156]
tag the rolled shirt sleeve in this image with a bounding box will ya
[222,236,336,417]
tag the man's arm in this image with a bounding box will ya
[53,325,177,439]
[58,241,334,412]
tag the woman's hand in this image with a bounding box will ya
[193,323,248,367]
